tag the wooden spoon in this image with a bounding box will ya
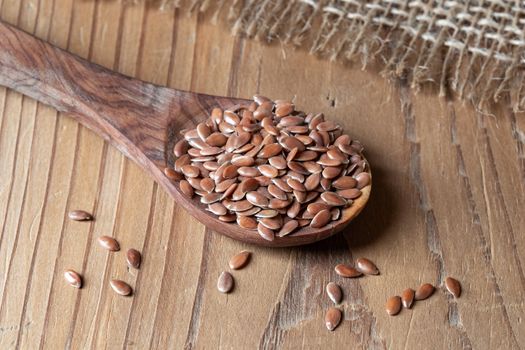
[0,21,371,247]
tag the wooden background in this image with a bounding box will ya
[0,1,524,349]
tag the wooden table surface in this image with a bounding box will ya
[0,1,524,349]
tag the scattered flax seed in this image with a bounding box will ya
[126,249,142,269]
[68,210,93,221]
[64,269,82,289]
[401,288,415,309]
[385,296,402,316]
[325,307,342,331]
[415,283,435,301]
[97,236,120,252]
[334,264,362,278]
[228,251,251,270]
[110,279,132,296]
[326,282,342,304]
[355,257,379,275]
[217,271,234,293]
[444,277,461,298]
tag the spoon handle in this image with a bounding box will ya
[0,19,187,167]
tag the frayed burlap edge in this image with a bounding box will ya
[134,0,525,112]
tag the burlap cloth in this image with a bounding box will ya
[151,0,525,111]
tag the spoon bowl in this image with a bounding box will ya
[0,20,371,247]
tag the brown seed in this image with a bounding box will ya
[246,191,270,207]
[206,132,227,147]
[385,296,402,316]
[269,198,290,209]
[322,167,342,179]
[293,190,307,203]
[355,172,371,189]
[297,219,311,227]
[307,202,331,215]
[215,179,236,193]
[279,115,303,126]
[320,192,346,206]
[287,178,305,192]
[237,216,258,230]
[126,249,142,269]
[164,167,184,181]
[239,178,260,193]
[327,147,347,163]
[355,258,379,275]
[201,192,222,204]
[180,180,194,197]
[281,136,306,152]
[232,132,251,150]
[310,209,332,228]
[260,217,283,230]
[226,200,253,212]
[181,165,200,178]
[295,150,318,161]
[258,164,279,178]
[317,158,341,167]
[444,277,462,298]
[229,251,251,270]
[211,107,223,124]
[317,120,339,132]
[326,282,342,304]
[253,94,271,104]
[219,214,236,222]
[98,236,120,252]
[238,166,260,177]
[269,156,287,169]
[415,283,435,300]
[287,162,309,176]
[256,209,279,218]
[196,122,211,141]
[174,154,190,172]
[258,143,283,158]
[286,147,299,162]
[236,207,261,217]
[303,161,322,174]
[222,164,239,179]
[320,178,331,191]
[277,220,299,237]
[401,288,415,308]
[200,177,215,192]
[334,264,363,278]
[257,222,275,241]
[337,188,362,199]
[268,184,287,200]
[174,139,189,157]
[332,176,357,189]
[68,210,93,221]
[200,146,223,156]
[330,208,341,221]
[287,200,301,218]
[296,135,314,146]
[325,307,342,331]
[208,203,228,216]
[272,178,293,192]
[110,279,132,296]
[232,155,255,167]
[275,102,294,117]
[224,111,240,126]
[334,134,351,146]
[286,125,309,134]
[64,269,82,288]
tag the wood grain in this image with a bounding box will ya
[0,1,524,349]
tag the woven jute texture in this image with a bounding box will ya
[155,0,525,111]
